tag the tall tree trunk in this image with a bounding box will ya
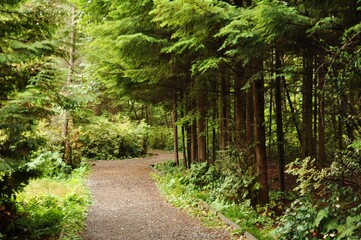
[302,47,314,159]
[180,87,188,168]
[318,56,326,163]
[252,59,269,205]
[62,5,76,166]
[234,71,247,149]
[275,49,285,192]
[197,87,207,162]
[191,118,198,162]
[246,86,254,148]
[219,74,228,150]
[283,77,302,146]
[190,93,198,163]
[173,92,179,165]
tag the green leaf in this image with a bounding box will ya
[313,209,329,227]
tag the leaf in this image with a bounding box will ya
[313,209,328,227]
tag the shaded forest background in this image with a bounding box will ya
[0,0,361,239]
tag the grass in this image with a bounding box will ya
[13,166,92,240]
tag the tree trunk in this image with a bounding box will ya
[252,59,269,205]
[173,92,179,165]
[246,85,254,148]
[62,5,76,166]
[180,88,188,168]
[302,47,314,159]
[318,56,326,163]
[197,87,207,162]
[275,49,285,192]
[234,71,247,149]
[283,77,302,146]
[219,74,228,150]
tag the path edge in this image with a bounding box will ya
[148,165,259,240]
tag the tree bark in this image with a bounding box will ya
[234,71,247,149]
[246,85,254,149]
[275,49,285,192]
[252,59,269,205]
[317,56,326,163]
[219,74,228,150]
[197,87,207,162]
[173,92,179,165]
[180,87,188,168]
[283,77,302,146]
[302,47,314,159]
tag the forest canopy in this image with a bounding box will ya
[1,0,361,239]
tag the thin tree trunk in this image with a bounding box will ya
[268,80,273,159]
[62,5,76,166]
[283,77,302,146]
[318,56,326,163]
[275,49,285,192]
[302,47,314,159]
[180,88,188,168]
[220,74,228,150]
[173,92,179,165]
[197,87,207,162]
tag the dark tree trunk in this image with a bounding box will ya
[197,87,207,162]
[283,77,302,146]
[180,88,188,168]
[252,59,269,205]
[191,94,198,163]
[220,75,228,150]
[275,49,285,192]
[173,92,179,165]
[234,71,247,149]
[302,47,314,159]
[318,56,326,163]
[246,86,254,149]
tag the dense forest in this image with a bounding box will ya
[1,0,360,239]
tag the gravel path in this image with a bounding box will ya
[82,151,231,240]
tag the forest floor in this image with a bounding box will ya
[81,151,231,240]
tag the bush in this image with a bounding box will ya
[275,155,361,239]
[26,149,72,178]
[147,125,173,151]
[214,148,258,203]
[78,116,149,160]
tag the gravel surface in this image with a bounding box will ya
[82,151,231,240]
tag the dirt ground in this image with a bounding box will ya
[81,151,231,240]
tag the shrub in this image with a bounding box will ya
[147,125,173,151]
[78,116,149,160]
[275,155,361,239]
[214,148,258,203]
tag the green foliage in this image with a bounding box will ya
[0,165,91,239]
[286,157,328,196]
[26,149,72,179]
[276,156,361,239]
[214,149,259,203]
[78,116,149,160]
[154,159,273,238]
[147,125,173,150]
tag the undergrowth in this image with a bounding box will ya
[0,156,91,240]
[153,160,274,239]
[153,145,361,240]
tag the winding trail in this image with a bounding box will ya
[82,151,231,240]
